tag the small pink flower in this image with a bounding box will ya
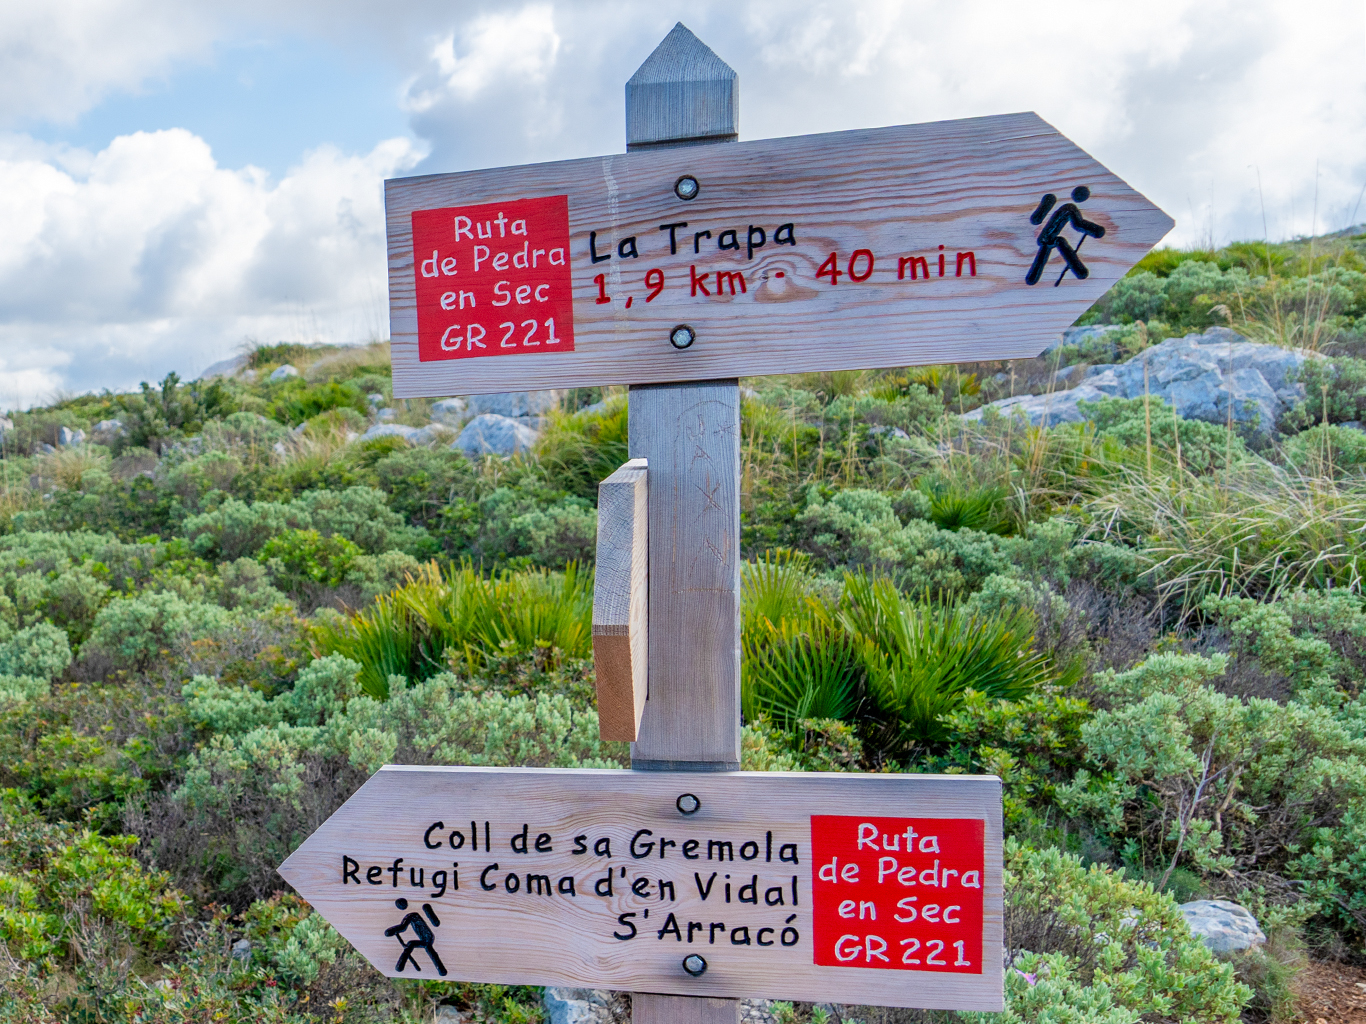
[1014,969,1038,986]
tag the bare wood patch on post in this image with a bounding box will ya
[594,458,649,741]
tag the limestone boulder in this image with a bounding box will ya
[465,390,562,420]
[967,328,1309,436]
[269,364,300,381]
[454,413,539,457]
[1179,900,1266,953]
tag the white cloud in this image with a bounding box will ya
[0,0,1361,407]
[0,129,423,409]
[0,2,216,126]
[405,4,560,110]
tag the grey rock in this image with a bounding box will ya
[91,419,125,443]
[1179,899,1265,953]
[361,423,419,442]
[431,397,468,424]
[410,423,455,445]
[466,390,562,419]
[1342,421,1366,432]
[366,392,386,407]
[1041,323,1129,356]
[434,1005,467,1023]
[38,443,56,455]
[542,988,597,1024]
[967,328,1310,436]
[230,938,252,962]
[201,354,249,379]
[0,415,12,433]
[455,414,538,457]
[574,401,608,417]
[291,422,308,436]
[269,364,300,381]
[57,426,86,447]
[376,408,397,421]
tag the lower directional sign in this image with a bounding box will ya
[278,767,1003,1010]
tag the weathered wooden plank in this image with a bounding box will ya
[384,113,1172,399]
[632,995,739,1024]
[594,458,649,742]
[628,382,740,769]
[276,766,1004,1010]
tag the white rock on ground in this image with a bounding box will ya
[410,423,455,445]
[366,392,386,407]
[542,988,599,1024]
[376,408,397,421]
[455,413,538,457]
[1179,900,1266,953]
[542,990,773,1024]
[201,354,249,379]
[431,397,468,424]
[965,327,1307,436]
[360,423,421,442]
[91,419,125,443]
[465,390,562,419]
[269,364,300,381]
[58,426,86,446]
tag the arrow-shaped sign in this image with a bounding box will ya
[385,113,1171,399]
[279,766,1003,1011]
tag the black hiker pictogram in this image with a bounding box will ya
[385,897,448,975]
[1026,186,1106,286]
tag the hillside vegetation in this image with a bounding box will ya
[2,230,1366,1023]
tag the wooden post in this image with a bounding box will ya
[626,22,742,1024]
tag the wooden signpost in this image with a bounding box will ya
[282,21,1172,1019]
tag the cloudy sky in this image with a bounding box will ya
[0,0,1362,409]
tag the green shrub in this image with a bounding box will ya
[1057,652,1366,937]
[742,613,865,731]
[266,379,368,425]
[797,488,1013,597]
[0,674,48,707]
[535,397,629,501]
[84,590,232,670]
[1282,422,1366,478]
[314,563,594,699]
[160,660,623,900]
[258,528,362,592]
[968,839,1250,1024]
[0,791,188,963]
[1080,396,1251,475]
[840,575,1056,747]
[0,623,72,680]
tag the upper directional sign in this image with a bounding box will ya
[385,112,1172,398]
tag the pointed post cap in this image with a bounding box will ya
[626,23,737,149]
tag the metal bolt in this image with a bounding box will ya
[682,954,707,976]
[674,175,700,201]
[670,325,696,349]
[676,793,701,815]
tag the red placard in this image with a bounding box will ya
[412,196,575,362]
[811,816,984,974]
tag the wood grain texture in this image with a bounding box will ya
[385,113,1172,399]
[626,23,738,148]
[277,766,1004,1009]
[594,458,649,742]
[633,995,739,1024]
[628,382,740,769]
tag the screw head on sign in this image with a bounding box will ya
[670,325,696,350]
[674,175,700,201]
[682,954,707,977]
[676,793,701,815]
